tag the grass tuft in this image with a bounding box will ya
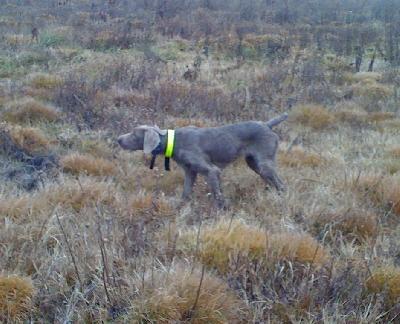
[132,264,248,323]
[290,104,336,130]
[61,153,116,176]
[365,266,400,306]
[0,123,50,155]
[0,179,115,221]
[180,220,329,275]
[312,208,378,242]
[0,276,34,322]
[29,72,63,90]
[278,146,328,168]
[2,97,59,124]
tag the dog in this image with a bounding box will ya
[117,114,288,208]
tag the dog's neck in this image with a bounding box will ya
[151,133,168,156]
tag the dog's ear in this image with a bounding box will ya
[140,127,161,154]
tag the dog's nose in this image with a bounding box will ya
[117,137,123,146]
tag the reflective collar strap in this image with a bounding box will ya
[165,129,175,158]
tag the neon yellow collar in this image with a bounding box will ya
[165,129,175,158]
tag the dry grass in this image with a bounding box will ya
[353,80,393,104]
[278,146,328,168]
[2,97,59,124]
[365,266,400,306]
[0,178,115,221]
[172,117,209,128]
[0,276,34,322]
[132,264,248,323]
[366,112,395,123]
[312,208,379,242]
[29,72,63,90]
[60,153,116,176]
[124,192,174,220]
[386,146,400,158]
[334,109,367,126]
[290,104,336,130]
[348,174,400,216]
[180,220,329,275]
[6,126,50,154]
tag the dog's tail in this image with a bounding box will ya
[266,113,288,128]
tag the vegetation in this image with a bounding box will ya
[0,0,400,322]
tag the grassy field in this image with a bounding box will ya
[1,1,400,322]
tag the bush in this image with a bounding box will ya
[132,264,248,323]
[60,153,116,176]
[0,276,34,322]
[2,97,59,124]
[290,104,336,130]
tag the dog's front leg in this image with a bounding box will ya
[182,167,197,200]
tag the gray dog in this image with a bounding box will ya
[117,114,288,208]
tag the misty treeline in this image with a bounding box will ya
[2,0,400,66]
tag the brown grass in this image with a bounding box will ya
[349,174,400,216]
[7,125,50,155]
[60,153,116,176]
[353,81,393,104]
[2,97,59,124]
[386,146,400,158]
[172,117,208,128]
[180,220,329,275]
[124,192,174,220]
[29,73,63,90]
[334,109,367,126]
[0,276,34,322]
[0,179,115,221]
[290,104,336,130]
[366,112,395,123]
[132,264,248,323]
[312,208,378,242]
[278,146,328,168]
[365,266,400,306]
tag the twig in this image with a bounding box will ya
[191,211,203,274]
[189,265,205,322]
[56,213,83,291]
[96,206,113,305]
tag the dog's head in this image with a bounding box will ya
[117,126,167,154]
